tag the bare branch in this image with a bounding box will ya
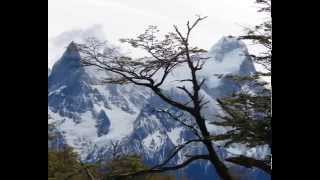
[150,139,203,170]
[226,155,271,175]
[177,86,194,100]
[157,109,201,138]
[110,140,122,159]
[77,16,234,180]
[199,78,206,88]
[113,155,210,177]
[199,100,210,109]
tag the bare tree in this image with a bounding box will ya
[77,16,233,180]
[109,140,122,160]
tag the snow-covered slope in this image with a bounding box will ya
[48,36,270,179]
[48,41,152,158]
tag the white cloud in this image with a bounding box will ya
[48,25,106,67]
[48,0,265,67]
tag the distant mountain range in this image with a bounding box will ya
[48,36,270,180]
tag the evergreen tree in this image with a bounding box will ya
[48,146,82,179]
[210,0,272,175]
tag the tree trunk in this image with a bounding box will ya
[204,140,232,180]
[196,114,233,180]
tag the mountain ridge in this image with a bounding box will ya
[48,36,270,179]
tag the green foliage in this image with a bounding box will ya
[103,155,147,180]
[47,140,176,180]
[146,174,176,180]
[211,0,272,150]
[208,0,272,174]
[102,155,176,180]
[48,146,82,179]
[212,93,271,148]
[48,146,104,180]
[240,0,271,72]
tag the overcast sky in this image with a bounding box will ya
[48,0,265,67]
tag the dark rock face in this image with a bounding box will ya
[48,42,93,118]
[96,110,110,137]
[204,36,256,98]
